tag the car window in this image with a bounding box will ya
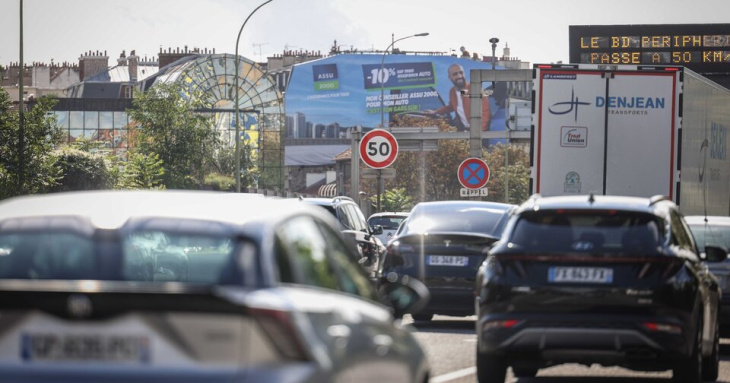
[0,233,94,279]
[508,211,665,254]
[123,230,236,284]
[336,205,354,230]
[669,211,695,253]
[275,215,338,290]
[405,205,508,235]
[369,216,407,230]
[317,221,377,300]
[346,204,368,232]
[688,223,730,252]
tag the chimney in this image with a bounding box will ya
[79,50,109,81]
[128,50,138,82]
[117,50,127,66]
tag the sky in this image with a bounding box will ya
[1,0,729,67]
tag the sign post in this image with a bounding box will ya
[360,129,399,212]
[457,157,490,197]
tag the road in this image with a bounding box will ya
[403,315,730,383]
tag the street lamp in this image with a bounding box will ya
[235,0,274,193]
[379,32,429,128]
[489,37,499,70]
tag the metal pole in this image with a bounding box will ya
[18,0,24,194]
[235,0,273,193]
[379,32,429,129]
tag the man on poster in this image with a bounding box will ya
[424,63,491,132]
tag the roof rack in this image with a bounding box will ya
[333,196,355,203]
[648,195,671,206]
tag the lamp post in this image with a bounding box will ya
[18,0,24,194]
[379,32,429,129]
[489,37,499,70]
[235,0,273,193]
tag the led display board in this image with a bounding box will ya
[569,24,730,74]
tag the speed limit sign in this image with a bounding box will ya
[360,129,398,169]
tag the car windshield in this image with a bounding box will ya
[509,211,665,254]
[405,205,509,236]
[369,216,407,230]
[0,231,241,284]
[688,224,730,252]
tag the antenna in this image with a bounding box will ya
[252,43,269,60]
[284,43,299,51]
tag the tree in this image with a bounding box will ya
[127,82,219,189]
[0,90,63,199]
[50,148,112,192]
[118,152,165,190]
[482,143,531,205]
[372,187,413,212]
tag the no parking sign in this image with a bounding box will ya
[458,158,490,196]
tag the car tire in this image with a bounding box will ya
[511,367,538,378]
[476,351,506,383]
[702,316,720,382]
[411,313,434,322]
[673,317,703,383]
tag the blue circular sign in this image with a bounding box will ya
[457,158,490,189]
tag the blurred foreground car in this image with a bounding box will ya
[476,194,725,383]
[685,215,730,331]
[368,211,409,246]
[0,190,430,383]
[381,201,514,321]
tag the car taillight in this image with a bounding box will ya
[383,241,415,269]
[482,319,522,331]
[643,322,682,335]
[250,307,309,361]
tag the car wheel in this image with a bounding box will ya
[702,316,720,382]
[511,367,538,378]
[476,351,506,383]
[411,313,433,322]
[673,317,703,383]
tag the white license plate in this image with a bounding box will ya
[548,267,613,283]
[427,255,469,267]
[21,333,150,363]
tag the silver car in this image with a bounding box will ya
[685,215,730,332]
[0,190,430,382]
[368,212,410,246]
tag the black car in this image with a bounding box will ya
[300,196,384,280]
[475,194,726,383]
[381,200,515,321]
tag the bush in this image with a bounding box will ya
[50,149,111,192]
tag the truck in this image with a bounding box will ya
[530,63,730,216]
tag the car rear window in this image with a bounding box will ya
[509,211,665,254]
[369,216,407,230]
[688,224,730,252]
[405,206,509,236]
[0,231,243,284]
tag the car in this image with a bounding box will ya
[380,200,515,321]
[300,196,385,280]
[475,194,726,383]
[685,215,730,331]
[0,190,431,383]
[368,211,410,246]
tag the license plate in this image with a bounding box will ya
[21,333,150,363]
[427,255,469,266]
[548,267,613,283]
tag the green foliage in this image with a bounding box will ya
[118,152,165,190]
[372,187,413,212]
[50,148,112,192]
[127,82,219,189]
[210,144,259,189]
[0,90,63,199]
[203,173,235,191]
[482,143,531,205]
[69,136,107,153]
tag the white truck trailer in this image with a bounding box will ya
[530,63,730,216]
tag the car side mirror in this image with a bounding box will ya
[378,273,430,318]
[704,244,728,263]
[371,225,383,235]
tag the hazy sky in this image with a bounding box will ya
[1,0,728,67]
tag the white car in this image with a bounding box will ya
[368,212,410,245]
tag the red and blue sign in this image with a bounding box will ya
[458,158,490,189]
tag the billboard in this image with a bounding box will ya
[569,24,730,74]
[284,54,507,145]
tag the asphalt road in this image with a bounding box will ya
[403,315,730,383]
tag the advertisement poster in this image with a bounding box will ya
[284,54,506,146]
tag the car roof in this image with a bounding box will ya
[412,200,515,211]
[368,212,410,219]
[516,194,673,216]
[0,190,329,232]
[300,196,356,207]
[684,215,730,226]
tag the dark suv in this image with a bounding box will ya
[475,194,726,383]
[300,196,384,280]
